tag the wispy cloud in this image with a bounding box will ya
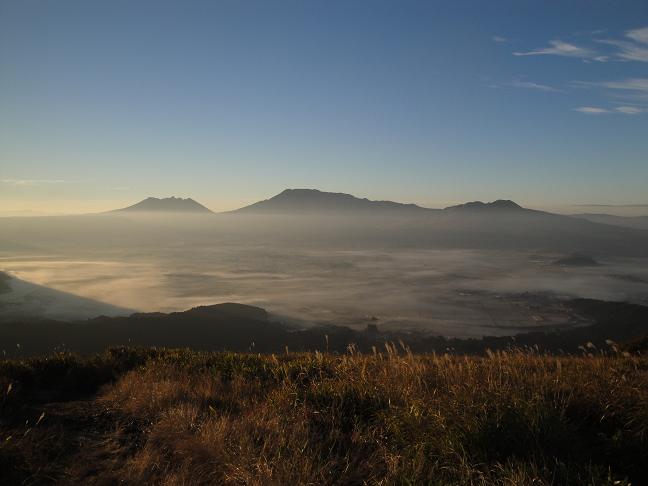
[573,105,644,115]
[598,25,648,62]
[572,29,607,37]
[597,39,648,62]
[576,203,648,208]
[513,40,599,60]
[573,78,648,103]
[511,26,648,63]
[615,106,643,115]
[573,106,610,114]
[509,80,561,92]
[0,179,73,186]
[492,35,508,44]
[597,78,648,92]
[595,26,648,62]
[495,30,648,116]
[627,26,648,44]
[488,78,562,93]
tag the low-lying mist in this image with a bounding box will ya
[2,212,647,337]
[2,211,648,336]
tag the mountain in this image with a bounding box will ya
[428,203,648,257]
[572,213,648,230]
[444,199,525,212]
[115,197,213,213]
[225,190,648,256]
[232,189,432,214]
[3,189,648,256]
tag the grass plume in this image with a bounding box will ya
[0,347,646,484]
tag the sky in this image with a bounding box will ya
[1,0,647,215]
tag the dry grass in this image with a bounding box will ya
[1,347,647,485]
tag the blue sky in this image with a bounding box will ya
[1,0,647,214]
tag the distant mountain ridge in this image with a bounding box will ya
[113,191,532,216]
[232,189,432,214]
[115,197,213,213]
[233,189,533,215]
[88,190,648,257]
[444,200,525,212]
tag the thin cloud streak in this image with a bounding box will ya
[512,26,648,63]
[573,105,644,115]
[509,80,562,92]
[598,78,648,92]
[574,78,648,100]
[571,78,648,106]
[0,179,75,187]
[573,106,610,114]
[576,203,648,208]
[513,40,598,59]
[615,106,643,115]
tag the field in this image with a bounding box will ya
[1,347,646,485]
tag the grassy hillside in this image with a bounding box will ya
[1,348,646,485]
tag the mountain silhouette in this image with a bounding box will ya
[232,189,432,214]
[115,197,213,213]
[220,189,648,256]
[444,200,525,212]
[4,189,648,256]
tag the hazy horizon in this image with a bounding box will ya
[2,189,648,218]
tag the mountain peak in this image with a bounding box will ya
[444,199,524,211]
[115,196,213,213]
[490,199,522,209]
[233,188,430,214]
[275,188,354,199]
